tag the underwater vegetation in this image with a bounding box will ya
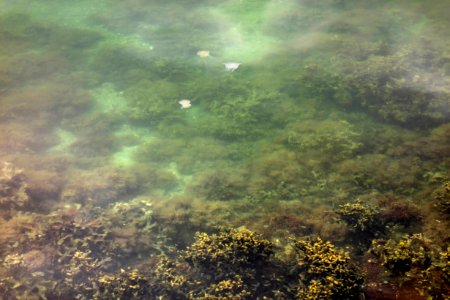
[0,186,169,299]
[281,118,362,163]
[368,234,450,299]
[0,158,447,298]
[336,200,380,233]
[0,0,450,299]
[291,237,365,300]
[0,162,30,218]
[335,196,423,253]
[189,168,248,201]
[335,154,423,194]
[337,196,423,234]
[60,166,141,206]
[185,227,273,274]
[292,36,450,128]
[434,181,450,214]
[151,228,365,299]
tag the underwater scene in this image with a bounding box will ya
[0,0,449,299]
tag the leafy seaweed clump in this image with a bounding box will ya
[336,200,379,232]
[291,237,365,300]
[369,234,450,298]
[153,227,281,299]
[185,227,274,274]
[370,234,433,275]
[434,181,450,214]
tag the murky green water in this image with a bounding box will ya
[1,0,449,299]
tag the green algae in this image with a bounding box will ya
[0,0,450,299]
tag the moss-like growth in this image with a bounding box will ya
[0,161,30,216]
[335,154,423,194]
[61,166,140,206]
[186,76,288,141]
[247,149,319,201]
[341,43,450,126]
[189,169,248,201]
[124,79,182,125]
[434,181,450,214]
[375,195,422,228]
[90,41,196,88]
[287,29,450,127]
[291,237,364,299]
[88,43,152,87]
[410,123,450,159]
[0,12,53,52]
[206,92,275,140]
[282,119,362,162]
[201,90,285,140]
[105,197,159,254]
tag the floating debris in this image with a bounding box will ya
[179,99,192,109]
[197,50,210,58]
[223,62,241,71]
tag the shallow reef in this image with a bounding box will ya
[0,0,450,298]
